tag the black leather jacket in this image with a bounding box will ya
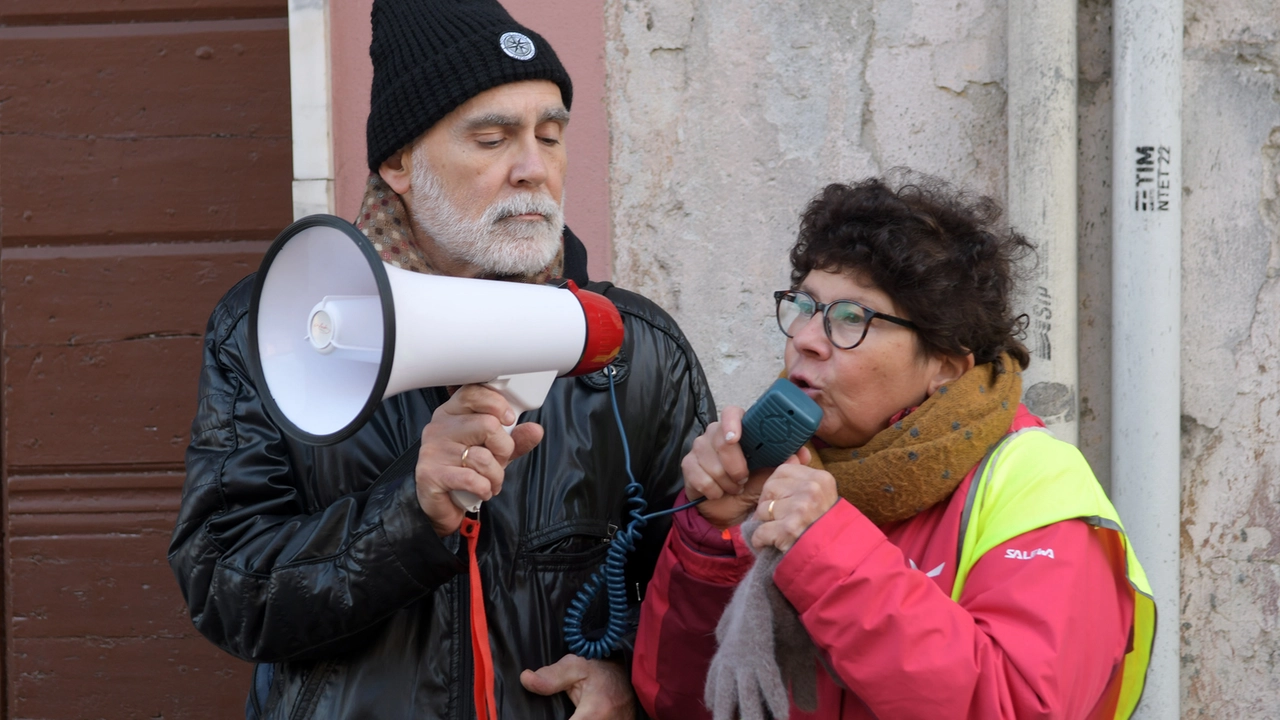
[169,266,714,719]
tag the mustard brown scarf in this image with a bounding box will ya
[353,173,564,283]
[811,352,1022,526]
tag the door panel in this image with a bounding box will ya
[1,2,285,25]
[11,635,250,719]
[0,22,291,246]
[1,2,289,716]
[3,249,265,470]
[1,247,264,347]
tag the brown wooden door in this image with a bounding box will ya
[0,2,292,716]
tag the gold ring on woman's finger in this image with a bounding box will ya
[461,446,471,466]
[767,499,776,520]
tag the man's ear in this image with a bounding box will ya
[378,147,412,195]
[926,352,976,396]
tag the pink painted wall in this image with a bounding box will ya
[330,0,611,280]
[330,1,373,226]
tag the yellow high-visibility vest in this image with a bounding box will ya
[951,428,1155,719]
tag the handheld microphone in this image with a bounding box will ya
[739,378,824,470]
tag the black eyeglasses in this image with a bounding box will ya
[774,290,917,350]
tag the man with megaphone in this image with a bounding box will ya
[167,1,714,718]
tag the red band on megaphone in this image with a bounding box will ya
[565,280,624,376]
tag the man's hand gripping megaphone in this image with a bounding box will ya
[413,379,549,537]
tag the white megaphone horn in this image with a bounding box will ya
[247,215,625,511]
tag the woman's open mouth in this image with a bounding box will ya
[789,374,820,396]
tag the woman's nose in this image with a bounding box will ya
[790,312,831,356]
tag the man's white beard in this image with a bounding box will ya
[407,152,564,277]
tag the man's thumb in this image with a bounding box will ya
[520,665,567,696]
[510,422,545,460]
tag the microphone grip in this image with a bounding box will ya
[739,379,824,470]
[448,370,559,513]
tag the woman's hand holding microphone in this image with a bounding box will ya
[682,406,838,553]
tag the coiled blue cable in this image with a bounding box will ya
[563,365,702,659]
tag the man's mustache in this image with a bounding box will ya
[487,194,561,223]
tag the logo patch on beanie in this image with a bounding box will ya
[500,32,536,61]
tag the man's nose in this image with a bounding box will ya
[509,135,550,187]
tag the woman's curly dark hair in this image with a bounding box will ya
[789,171,1033,369]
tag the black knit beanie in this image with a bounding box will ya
[366,0,574,171]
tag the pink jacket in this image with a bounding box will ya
[633,407,1135,719]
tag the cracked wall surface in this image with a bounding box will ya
[1076,0,1114,490]
[1179,0,1280,716]
[604,0,1007,409]
[606,0,1280,715]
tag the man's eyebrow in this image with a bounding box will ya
[460,113,523,132]
[538,107,570,125]
[459,108,570,133]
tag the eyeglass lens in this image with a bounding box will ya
[777,292,870,348]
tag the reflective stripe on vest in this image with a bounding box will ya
[951,428,1155,720]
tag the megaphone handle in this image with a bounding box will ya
[448,370,560,513]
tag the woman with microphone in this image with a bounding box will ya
[632,172,1154,720]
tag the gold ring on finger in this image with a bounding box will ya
[767,499,776,520]
[461,446,471,466]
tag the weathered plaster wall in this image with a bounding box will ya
[606,0,1280,715]
[1077,1,1280,714]
[1076,0,1115,489]
[1179,0,1280,715]
[604,0,1007,409]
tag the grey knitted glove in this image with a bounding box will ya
[704,519,820,720]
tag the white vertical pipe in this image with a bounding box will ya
[1007,0,1079,446]
[289,0,336,218]
[1111,0,1182,718]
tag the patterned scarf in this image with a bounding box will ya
[811,353,1022,526]
[353,173,564,283]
